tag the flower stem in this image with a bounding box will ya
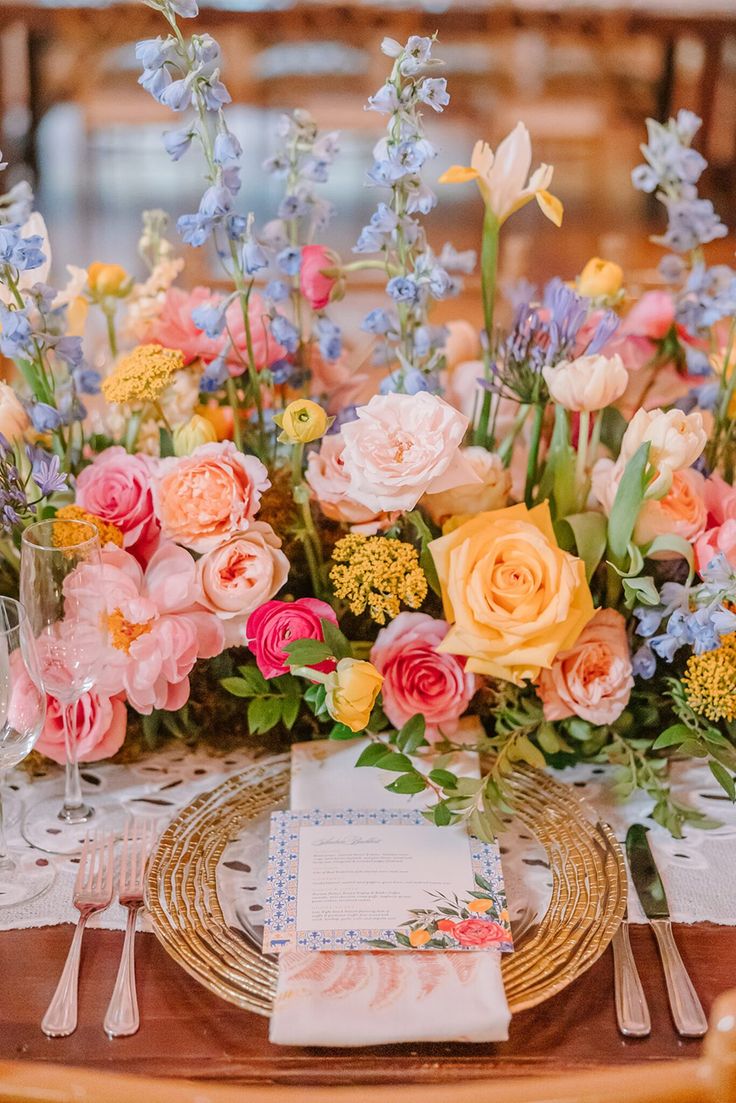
[103,306,118,359]
[473,207,499,447]
[225,377,244,452]
[524,404,545,507]
[290,442,325,598]
[575,409,590,495]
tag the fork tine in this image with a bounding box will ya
[105,834,115,898]
[74,834,92,894]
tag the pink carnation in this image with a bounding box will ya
[75,446,160,562]
[148,285,285,375]
[246,597,338,680]
[305,433,398,534]
[370,612,477,742]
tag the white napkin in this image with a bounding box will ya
[269,738,511,1047]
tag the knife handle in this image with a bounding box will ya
[650,919,708,1038]
[612,921,651,1037]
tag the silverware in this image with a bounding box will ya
[612,906,651,1037]
[42,831,114,1037]
[626,823,707,1038]
[104,818,155,1038]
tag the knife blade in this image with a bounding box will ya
[626,824,707,1038]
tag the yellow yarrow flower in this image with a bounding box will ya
[330,533,427,625]
[53,505,124,549]
[682,632,736,723]
[102,344,184,405]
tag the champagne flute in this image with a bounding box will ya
[0,596,55,907]
[20,518,117,854]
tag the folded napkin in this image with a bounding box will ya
[269,738,511,1047]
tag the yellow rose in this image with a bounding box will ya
[173,414,218,456]
[276,399,332,444]
[87,262,130,298]
[429,502,594,685]
[577,257,624,299]
[325,658,383,732]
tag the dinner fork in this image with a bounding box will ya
[42,831,115,1037]
[104,818,155,1038]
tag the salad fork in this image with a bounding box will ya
[42,831,115,1037]
[104,818,155,1038]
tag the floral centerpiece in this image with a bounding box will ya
[1,0,736,837]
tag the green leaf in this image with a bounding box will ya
[220,677,257,699]
[385,773,427,795]
[355,742,389,768]
[709,760,736,801]
[304,682,328,717]
[405,510,441,597]
[281,695,300,730]
[607,442,651,567]
[320,618,352,661]
[329,722,359,740]
[599,406,628,455]
[556,511,607,583]
[235,665,270,694]
[433,801,452,826]
[652,724,692,750]
[247,696,282,734]
[623,575,660,610]
[159,427,175,458]
[546,406,577,519]
[374,751,415,772]
[283,639,333,667]
[396,714,427,754]
[428,768,458,789]
[510,734,546,770]
[367,939,397,950]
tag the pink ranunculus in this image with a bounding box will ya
[69,542,224,715]
[305,433,398,534]
[300,245,337,311]
[536,608,633,726]
[153,441,270,553]
[245,597,338,680]
[703,473,736,527]
[196,522,289,646]
[75,446,160,562]
[370,612,476,742]
[696,518,736,575]
[340,392,481,513]
[148,285,286,375]
[452,919,508,948]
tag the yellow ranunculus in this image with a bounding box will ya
[325,658,383,732]
[173,414,218,456]
[429,502,594,685]
[276,399,332,444]
[87,262,130,298]
[577,257,624,299]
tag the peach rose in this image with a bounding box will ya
[306,433,399,535]
[340,392,480,513]
[634,467,707,548]
[696,519,736,574]
[429,502,594,684]
[536,608,633,726]
[196,522,289,642]
[153,441,270,552]
[422,447,511,525]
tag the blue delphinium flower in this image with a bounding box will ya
[270,313,299,354]
[386,275,419,303]
[315,317,342,362]
[632,644,656,680]
[29,402,62,433]
[192,300,227,338]
[362,309,399,337]
[0,304,33,358]
[276,246,301,277]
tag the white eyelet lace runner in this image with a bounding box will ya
[1,747,734,932]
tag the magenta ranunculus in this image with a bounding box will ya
[245,597,338,680]
[370,612,477,742]
[300,245,337,311]
[75,446,160,562]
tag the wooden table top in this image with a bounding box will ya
[1,923,734,1084]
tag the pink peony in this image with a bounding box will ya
[371,612,476,741]
[300,245,337,310]
[340,392,480,513]
[75,446,160,562]
[536,608,633,726]
[696,519,736,575]
[148,286,285,374]
[153,441,270,553]
[305,433,398,534]
[69,542,224,714]
[245,597,338,680]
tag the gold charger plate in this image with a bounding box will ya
[146,754,626,1016]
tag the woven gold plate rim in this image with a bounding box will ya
[146,755,626,1018]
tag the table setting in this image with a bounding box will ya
[0,0,736,1082]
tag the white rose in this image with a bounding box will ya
[619,407,707,497]
[423,446,511,524]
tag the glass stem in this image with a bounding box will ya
[63,703,83,813]
[0,773,11,872]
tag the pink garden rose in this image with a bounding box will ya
[370,612,476,741]
[69,542,224,714]
[148,286,285,374]
[75,446,160,561]
[452,919,508,948]
[196,522,289,646]
[536,608,633,726]
[246,597,338,680]
[305,433,398,534]
[300,245,337,310]
[35,689,128,765]
[340,392,480,513]
[696,519,736,574]
[154,441,270,553]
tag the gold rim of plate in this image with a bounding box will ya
[145,755,626,1017]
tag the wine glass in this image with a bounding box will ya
[20,518,118,854]
[0,596,55,907]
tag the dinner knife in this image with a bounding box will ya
[626,823,707,1038]
[611,906,651,1037]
